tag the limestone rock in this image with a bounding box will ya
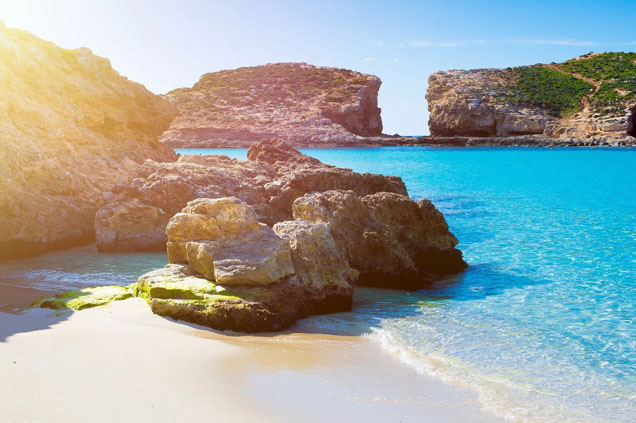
[160,62,383,148]
[96,140,408,250]
[247,139,408,222]
[133,264,306,332]
[124,197,361,332]
[166,198,294,286]
[293,190,467,289]
[95,200,170,252]
[273,220,357,312]
[427,54,636,142]
[0,23,176,259]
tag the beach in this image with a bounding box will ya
[1,298,502,423]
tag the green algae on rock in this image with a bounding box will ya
[35,286,132,311]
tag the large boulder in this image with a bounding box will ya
[131,197,357,332]
[293,190,467,289]
[0,23,176,259]
[273,220,357,313]
[166,197,294,285]
[133,264,305,332]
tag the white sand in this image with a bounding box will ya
[0,299,503,422]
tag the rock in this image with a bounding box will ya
[426,69,549,137]
[293,190,467,289]
[96,140,408,250]
[0,23,176,259]
[133,264,306,332]
[126,198,357,332]
[273,220,357,312]
[95,200,170,252]
[35,286,132,311]
[159,62,383,148]
[247,140,408,222]
[166,198,294,285]
[427,54,636,142]
[247,138,322,165]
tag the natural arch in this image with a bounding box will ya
[628,106,636,137]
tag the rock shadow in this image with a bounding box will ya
[0,307,71,342]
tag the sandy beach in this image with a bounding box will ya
[0,299,503,423]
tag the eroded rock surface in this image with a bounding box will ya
[273,220,357,312]
[166,197,294,285]
[129,197,355,332]
[427,54,636,142]
[160,62,383,148]
[293,190,467,289]
[0,23,176,259]
[96,140,407,251]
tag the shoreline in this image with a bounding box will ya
[164,135,636,149]
[0,299,503,423]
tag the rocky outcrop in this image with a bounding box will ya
[95,200,171,252]
[165,198,294,285]
[427,54,636,142]
[293,190,467,289]
[95,140,407,251]
[273,220,357,311]
[160,63,383,148]
[427,69,550,137]
[0,23,176,259]
[130,197,356,332]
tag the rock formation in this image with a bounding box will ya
[293,190,466,289]
[160,62,384,147]
[95,139,407,251]
[0,22,176,259]
[131,197,357,332]
[427,53,636,142]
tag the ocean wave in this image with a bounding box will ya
[366,327,605,423]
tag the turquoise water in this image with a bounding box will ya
[4,147,635,422]
[178,147,636,422]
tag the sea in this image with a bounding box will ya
[2,146,635,422]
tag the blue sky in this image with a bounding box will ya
[1,0,635,134]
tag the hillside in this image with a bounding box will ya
[0,22,176,258]
[427,52,636,140]
[160,63,383,147]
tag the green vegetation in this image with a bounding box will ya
[559,53,636,114]
[33,286,132,311]
[504,66,593,116]
[560,52,636,81]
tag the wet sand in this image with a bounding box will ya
[0,299,503,422]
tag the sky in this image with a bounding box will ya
[1,0,635,135]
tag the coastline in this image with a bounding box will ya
[164,135,636,149]
[0,299,503,423]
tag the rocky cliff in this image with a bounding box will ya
[427,53,636,141]
[160,62,383,147]
[0,23,176,259]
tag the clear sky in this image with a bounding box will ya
[1,0,635,135]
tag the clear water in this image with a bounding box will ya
[4,147,635,422]
[177,147,636,422]
[0,244,167,310]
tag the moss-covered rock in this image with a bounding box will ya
[34,286,132,311]
[133,264,308,332]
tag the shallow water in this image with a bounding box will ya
[4,147,636,422]
[179,146,636,422]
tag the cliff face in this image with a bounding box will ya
[160,62,383,147]
[427,53,636,140]
[0,23,176,259]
